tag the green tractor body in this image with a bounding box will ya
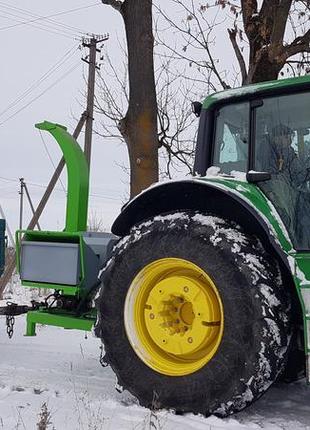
[15,75,310,415]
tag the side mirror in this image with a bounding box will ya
[246,171,271,183]
[192,101,202,118]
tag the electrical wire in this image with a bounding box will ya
[0,176,122,202]
[0,10,76,39]
[0,2,100,32]
[0,1,85,33]
[0,62,81,126]
[0,45,78,119]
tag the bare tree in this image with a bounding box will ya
[156,0,310,86]
[94,50,198,179]
[88,210,106,232]
[101,0,158,198]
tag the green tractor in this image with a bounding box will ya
[12,75,310,416]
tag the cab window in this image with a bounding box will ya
[213,102,249,174]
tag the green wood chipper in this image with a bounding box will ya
[2,75,310,416]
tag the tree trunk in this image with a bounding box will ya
[246,51,285,84]
[120,0,158,198]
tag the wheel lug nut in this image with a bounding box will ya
[184,286,189,292]
[150,313,155,320]
[188,337,193,343]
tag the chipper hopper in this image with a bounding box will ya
[3,75,310,416]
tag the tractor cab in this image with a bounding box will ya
[195,76,310,250]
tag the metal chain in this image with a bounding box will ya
[99,344,108,367]
[6,314,15,339]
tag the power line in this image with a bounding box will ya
[0,2,83,33]
[0,62,81,125]
[0,176,122,202]
[0,7,78,37]
[0,45,78,118]
[0,2,100,32]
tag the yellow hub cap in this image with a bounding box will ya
[124,258,224,376]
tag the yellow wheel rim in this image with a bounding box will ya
[124,258,224,376]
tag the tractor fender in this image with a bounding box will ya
[112,179,293,272]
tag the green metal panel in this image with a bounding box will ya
[25,309,96,336]
[198,177,294,252]
[35,121,89,232]
[197,177,310,353]
[203,75,310,110]
[292,254,310,355]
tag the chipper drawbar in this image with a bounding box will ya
[2,75,310,417]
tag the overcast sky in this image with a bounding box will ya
[0,0,237,241]
[0,0,130,239]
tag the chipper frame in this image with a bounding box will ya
[7,75,310,417]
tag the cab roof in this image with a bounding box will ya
[203,74,310,110]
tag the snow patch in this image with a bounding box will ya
[211,81,280,102]
[266,199,292,245]
[206,165,221,176]
[231,243,241,254]
[230,171,247,181]
[239,253,267,284]
[236,184,248,193]
[265,318,281,346]
[260,284,281,307]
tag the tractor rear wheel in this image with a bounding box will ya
[95,212,292,416]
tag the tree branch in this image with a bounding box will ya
[241,0,258,38]
[101,0,123,12]
[228,27,248,84]
[241,0,258,22]
[270,0,292,45]
[285,28,310,57]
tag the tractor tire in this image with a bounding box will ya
[95,211,292,416]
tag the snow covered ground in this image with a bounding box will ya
[0,285,309,430]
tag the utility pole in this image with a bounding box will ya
[82,34,109,167]
[19,178,24,231]
[0,33,108,297]
[23,181,41,231]
[19,178,41,230]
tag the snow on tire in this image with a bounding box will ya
[95,211,292,416]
